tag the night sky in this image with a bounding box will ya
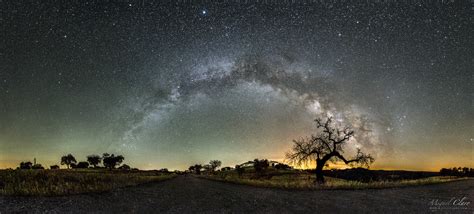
[1,1,472,170]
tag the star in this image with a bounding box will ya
[0,1,470,171]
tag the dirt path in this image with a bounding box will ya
[0,176,472,213]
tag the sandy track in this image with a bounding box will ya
[0,176,472,213]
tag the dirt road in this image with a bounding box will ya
[0,176,472,213]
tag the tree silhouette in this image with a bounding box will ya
[274,163,292,170]
[87,155,102,168]
[102,153,124,169]
[235,165,244,177]
[158,168,168,173]
[203,164,212,173]
[76,161,89,168]
[118,164,131,170]
[209,160,222,172]
[253,159,269,176]
[61,154,77,169]
[50,165,60,170]
[286,117,374,184]
[193,164,203,174]
[221,166,232,171]
[32,164,44,169]
[19,161,32,169]
[440,167,474,177]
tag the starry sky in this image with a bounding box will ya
[1,1,472,171]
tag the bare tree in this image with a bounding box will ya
[286,117,374,184]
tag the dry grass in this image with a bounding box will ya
[200,171,469,190]
[0,169,176,196]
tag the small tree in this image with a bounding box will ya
[32,164,44,169]
[274,163,292,170]
[118,164,131,170]
[209,160,222,172]
[286,117,374,184]
[221,167,232,171]
[19,161,32,169]
[193,164,203,174]
[102,153,124,169]
[61,154,77,169]
[76,162,89,168]
[158,168,169,173]
[203,164,212,174]
[253,159,269,176]
[87,155,102,168]
[235,165,244,177]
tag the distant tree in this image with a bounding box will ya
[286,117,374,184]
[253,159,269,176]
[87,155,102,168]
[76,161,89,169]
[50,165,60,170]
[193,164,203,174]
[158,168,169,173]
[203,164,212,173]
[439,167,473,177]
[102,153,124,169]
[462,167,469,174]
[118,164,131,170]
[274,163,292,170]
[235,165,244,177]
[32,164,44,169]
[19,161,32,169]
[209,160,222,172]
[189,165,195,173]
[70,163,78,168]
[221,166,232,171]
[439,168,450,176]
[61,154,77,169]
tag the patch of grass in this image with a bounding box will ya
[199,171,469,190]
[0,169,177,196]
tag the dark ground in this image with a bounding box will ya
[0,176,472,213]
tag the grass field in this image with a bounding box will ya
[199,169,469,190]
[0,169,176,196]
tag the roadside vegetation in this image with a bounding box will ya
[190,159,472,190]
[197,167,469,190]
[3,153,177,196]
[0,169,176,196]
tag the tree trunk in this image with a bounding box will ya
[315,161,325,184]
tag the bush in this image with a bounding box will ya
[19,162,32,169]
[31,164,44,169]
[76,162,89,169]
